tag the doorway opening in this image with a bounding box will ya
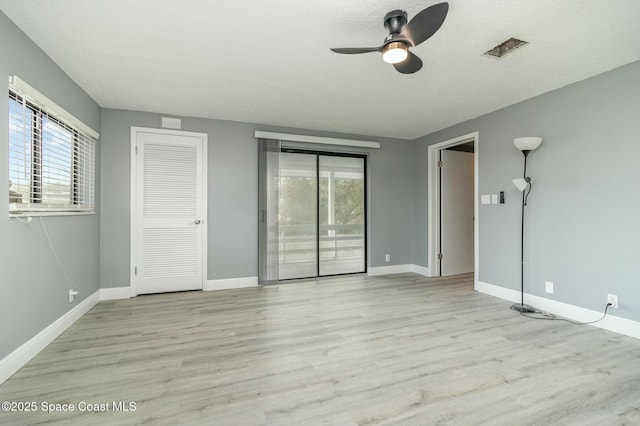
[427,132,478,284]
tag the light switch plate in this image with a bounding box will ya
[491,194,498,204]
[481,195,490,205]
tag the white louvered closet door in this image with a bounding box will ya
[134,130,206,294]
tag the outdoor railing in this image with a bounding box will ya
[277,224,364,262]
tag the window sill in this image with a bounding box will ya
[9,211,96,218]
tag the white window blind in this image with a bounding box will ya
[8,85,97,215]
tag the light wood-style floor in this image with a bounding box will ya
[1,273,639,425]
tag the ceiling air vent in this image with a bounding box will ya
[483,38,528,58]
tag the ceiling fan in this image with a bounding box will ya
[330,2,449,74]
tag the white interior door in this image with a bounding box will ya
[440,149,474,276]
[133,128,207,295]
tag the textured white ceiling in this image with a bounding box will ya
[1,0,639,140]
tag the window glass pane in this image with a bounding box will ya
[8,97,32,204]
[278,152,318,279]
[74,134,95,207]
[40,117,73,205]
[319,155,365,275]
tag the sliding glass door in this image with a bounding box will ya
[277,150,366,280]
[319,155,365,276]
[278,152,318,280]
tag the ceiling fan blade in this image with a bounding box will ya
[330,47,382,54]
[393,51,423,74]
[400,2,449,47]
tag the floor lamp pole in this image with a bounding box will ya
[511,151,535,313]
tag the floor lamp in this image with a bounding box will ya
[510,137,543,313]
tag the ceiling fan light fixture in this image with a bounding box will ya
[382,42,408,64]
[330,3,448,74]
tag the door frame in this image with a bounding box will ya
[278,147,368,280]
[427,131,479,284]
[129,126,208,297]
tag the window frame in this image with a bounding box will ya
[8,78,98,217]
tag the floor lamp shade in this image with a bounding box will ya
[512,177,529,192]
[514,137,543,152]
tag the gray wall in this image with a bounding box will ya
[100,110,414,288]
[5,7,637,364]
[412,60,640,322]
[0,11,101,358]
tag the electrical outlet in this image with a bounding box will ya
[545,281,554,294]
[68,288,79,303]
[385,254,390,262]
[607,294,618,309]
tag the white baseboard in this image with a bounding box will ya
[100,287,132,301]
[367,264,413,276]
[205,276,259,291]
[477,281,640,340]
[411,264,430,277]
[476,281,520,303]
[368,264,430,277]
[0,290,101,385]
